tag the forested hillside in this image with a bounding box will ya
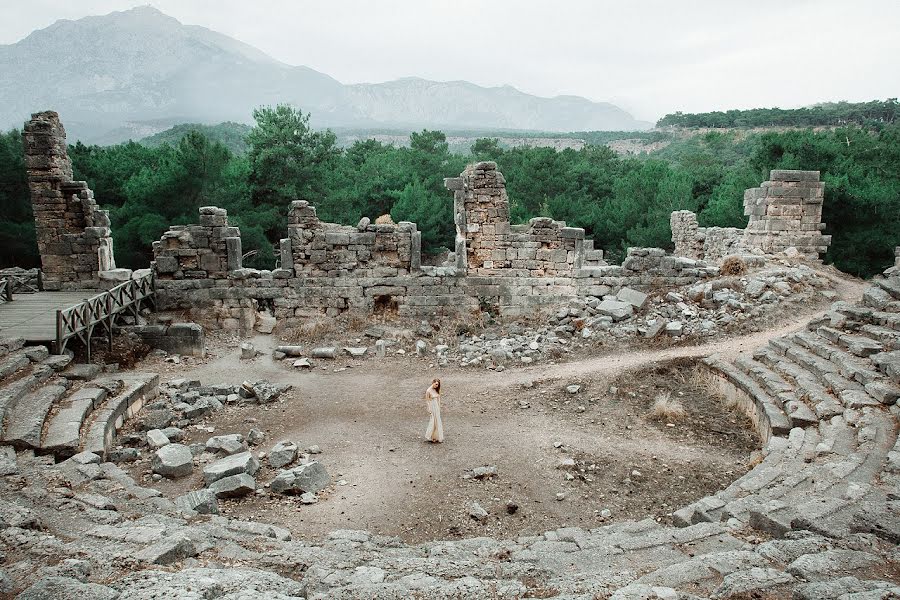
[658,99,898,129]
[0,105,897,277]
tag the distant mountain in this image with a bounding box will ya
[0,7,650,143]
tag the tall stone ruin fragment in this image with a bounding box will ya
[444,161,604,275]
[671,169,831,262]
[742,170,831,258]
[22,111,118,290]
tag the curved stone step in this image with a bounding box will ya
[0,349,32,381]
[805,328,885,382]
[735,355,818,427]
[702,356,791,439]
[755,348,843,419]
[1,382,70,449]
[42,386,109,457]
[83,373,159,458]
[0,365,53,430]
[859,324,900,351]
[0,337,25,358]
[871,351,900,386]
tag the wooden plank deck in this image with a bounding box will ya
[0,292,94,343]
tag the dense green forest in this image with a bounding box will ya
[0,105,897,277]
[140,122,252,155]
[658,99,899,129]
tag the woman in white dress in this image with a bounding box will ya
[424,378,444,443]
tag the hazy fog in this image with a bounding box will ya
[3,0,898,120]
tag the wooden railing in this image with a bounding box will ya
[0,279,11,303]
[55,272,156,360]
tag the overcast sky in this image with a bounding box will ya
[4,0,898,121]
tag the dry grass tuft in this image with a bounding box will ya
[648,392,687,422]
[720,256,747,276]
[283,318,337,342]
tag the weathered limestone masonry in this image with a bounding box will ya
[152,207,243,279]
[444,161,605,276]
[744,169,831,258]
[670,210,744,262]
[153,162,720,329]
[672,169,832,262]
[287,200,419,277]
[22,111,117,290]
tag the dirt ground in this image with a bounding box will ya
[121,270,866,544]
[127,337,759,544]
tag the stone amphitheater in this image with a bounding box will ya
[0,112,898,599]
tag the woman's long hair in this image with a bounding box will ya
[432,378,441,393]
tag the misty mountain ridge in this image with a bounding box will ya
[0,6,650,143]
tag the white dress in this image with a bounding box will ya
[425,391,444,443]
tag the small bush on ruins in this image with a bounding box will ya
[720,256,747,276]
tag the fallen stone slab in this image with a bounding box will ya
[470,466,497,480]
[596,299,634,322]
[151,444,193,479]
[206,433,247,456]
[134,536,198,565]
[62,363,101,381]
[711,567,794,599]
[268,440,299,469]
[343,347,367,357]
[203,451,260,485]
[270,461,330,495]
[208,473,256,498]
[175,489,219,515]
[616,287,648,309]
[183,397,214,419]
[146,429,170,449]
[849,501,900,543]
[240,380,291,403]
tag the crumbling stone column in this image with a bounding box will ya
[670,210,702,259]
[23,111,116,290]
[460,161,510,271]
[443,175,468,271]
[742,170,831,259]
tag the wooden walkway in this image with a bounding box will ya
[0,292,93,344]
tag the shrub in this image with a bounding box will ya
[720,256,747,276]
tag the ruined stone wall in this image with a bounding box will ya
[286,201,420,277]
[23,111,116,290]
[672,170,831,262]
[444,161,602,276]
[743,169,831,258]
[145,164,717,329]
[895,246,900,268]
[152,207,242,280]
[670,210,745,263]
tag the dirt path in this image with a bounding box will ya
[185,267,866,395]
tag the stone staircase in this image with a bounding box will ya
[0,337,158,459]
[695,270,900,545]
